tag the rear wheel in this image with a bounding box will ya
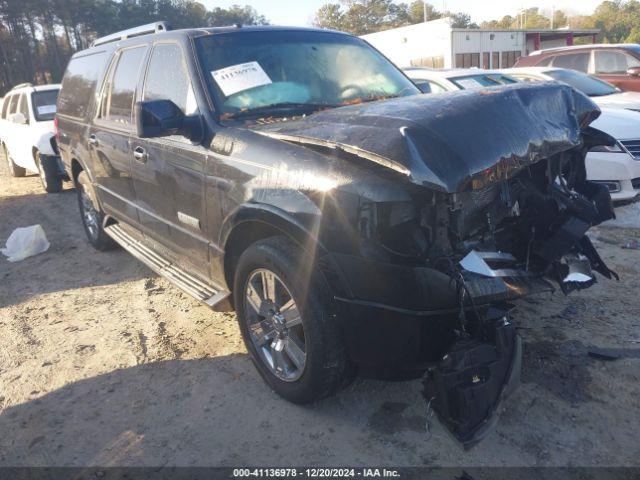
[234,236,351,404]
[76,171,116,251]
[4,144,26,177]
[35,151,63,193]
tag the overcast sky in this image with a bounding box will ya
[200,0,604,27]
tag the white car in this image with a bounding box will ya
[504,67,640,111]
[405,67,640,201]
[0,82,67,192]
[403,68,518,94]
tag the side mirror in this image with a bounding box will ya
[626,66,640,77]
[135,99,203,143]
[9,112,27,125]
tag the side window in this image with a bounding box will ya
[143,43,196,114]
[58,51,108,119]
[18,93,29,122]
[429,81,447,94]
[513,74,540,83]
[99,46,146,126]
[536,56,553,67]
[594,50,640,74]
[8,94,19,115]
[551,52,589,72]
[413,79,431,94]
[1,95,12,119]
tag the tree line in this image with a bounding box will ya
[313,0,640,43]
[3,0,640,96]
[0,0,267,95]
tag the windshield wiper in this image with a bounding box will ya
[222,102,339,120]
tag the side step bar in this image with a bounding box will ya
[105,224,230,308]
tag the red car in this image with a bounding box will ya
[515,44,640,91]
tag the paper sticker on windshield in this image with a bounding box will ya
[211,61,272,97]
[37,105,56,115]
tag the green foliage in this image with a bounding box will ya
[0,0,268,94]
[313,0,476,35]
[313,0,640,46]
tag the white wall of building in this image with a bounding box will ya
[361,19,590,69]
[361,18,453,68]
[452,30,526,68]
[452,30,524,54]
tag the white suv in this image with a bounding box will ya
[0,82,67,192]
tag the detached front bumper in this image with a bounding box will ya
[40,154,70,182]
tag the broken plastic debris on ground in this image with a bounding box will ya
[1,224,50,262]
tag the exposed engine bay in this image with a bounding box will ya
[414,153,617,447]
[367,147,618,447]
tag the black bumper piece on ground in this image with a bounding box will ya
[40,154,69,182]
[422,309,522,449]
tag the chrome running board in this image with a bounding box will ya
[105,224,230,308]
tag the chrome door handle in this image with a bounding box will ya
[133,146,148,163]
[88,134,98,146]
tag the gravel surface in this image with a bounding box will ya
[1,162,639,467]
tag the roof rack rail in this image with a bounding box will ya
[11,82,34,90]
[92,21,171,47]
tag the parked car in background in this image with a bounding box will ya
[503,68,640,201]
[403,67,518,93]
[0,82,66,192]
[505,67,640,111]
[405,67,640,202]
[514,44,640,92]
[57,22,617,447]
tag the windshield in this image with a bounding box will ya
[450,74,518,90]
[545,69,618,97]
[195,30,419,119]
[31,89,59,121]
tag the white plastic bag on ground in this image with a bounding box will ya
[1,225,50,262]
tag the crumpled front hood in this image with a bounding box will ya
[255,82,601,193]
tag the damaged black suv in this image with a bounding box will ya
[56,22,617,446]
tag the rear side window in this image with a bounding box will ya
[551,52,589,72]
[413,79,447,94]
[100,46,146,126]
[594,50,640,74]
[143,43,197,114]
[32,89,59,121]
[1,94,12,119]
[18,93,29,121]
[7,94,19,115]
[58,51,108,119]
[536,56,553,67]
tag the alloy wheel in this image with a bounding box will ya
[244,268,307,382]
[80,186,100,240]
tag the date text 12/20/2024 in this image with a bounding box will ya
[233,469,401,478]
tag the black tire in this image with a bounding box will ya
[76,171,117,251]
[234,236,351,404]
[4,144,26,177]
[35,151,63,193]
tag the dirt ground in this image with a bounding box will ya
[0,162,639,468]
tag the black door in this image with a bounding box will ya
[131,42,210,279]
[90,45,148,227]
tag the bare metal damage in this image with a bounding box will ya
[241,82,619,446]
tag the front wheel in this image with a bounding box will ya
[76,171,116,251]
[234,236,352,404]
[4,144,26,177]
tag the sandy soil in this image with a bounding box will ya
[0,162,639,468]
